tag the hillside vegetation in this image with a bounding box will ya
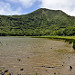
[0,8,75,36]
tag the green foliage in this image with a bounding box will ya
[0,8,75,36]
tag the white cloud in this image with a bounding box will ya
[19,0,36,8]
[40,0,75,16]
[0,2,21,15]
[7,0,37,8]
[1,0,75,16]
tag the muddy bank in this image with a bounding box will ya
[0,37,75,75]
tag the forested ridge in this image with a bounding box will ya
[0,8,75,36]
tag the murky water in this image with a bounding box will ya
[0,37,75,75]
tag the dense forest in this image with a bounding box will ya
[0,8,75,36]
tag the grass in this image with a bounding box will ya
[31,36,75,40]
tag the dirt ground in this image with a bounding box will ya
[0,37,75,75]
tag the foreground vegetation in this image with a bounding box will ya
[31,36,75,40]
[0,8,75,36]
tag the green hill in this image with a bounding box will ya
[0,8,75,36]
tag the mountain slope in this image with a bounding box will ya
[0,8,75,36]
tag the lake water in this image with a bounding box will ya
[0,37,75,75]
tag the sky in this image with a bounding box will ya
[0,0,75,16]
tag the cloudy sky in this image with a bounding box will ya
[0,0,75,16]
